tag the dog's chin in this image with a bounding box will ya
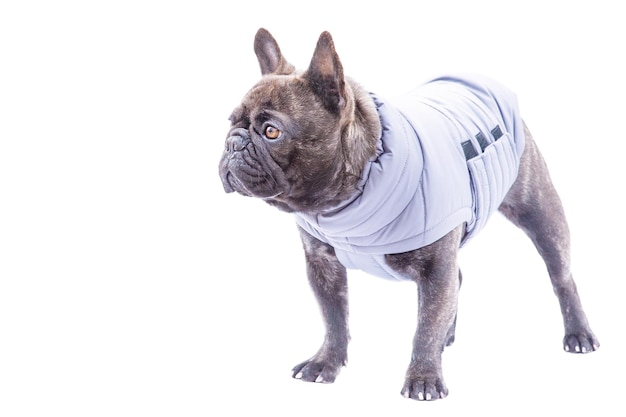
[221,169,285,200]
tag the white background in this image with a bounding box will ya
[1,1,624,416]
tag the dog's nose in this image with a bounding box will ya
[225,128,250,153]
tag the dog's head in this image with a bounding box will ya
[218,29,380,214]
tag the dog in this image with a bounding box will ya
[218,28,599,401]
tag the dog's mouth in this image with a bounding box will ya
[220,158,286,200]
[219,166,253,196]
[221,172,235,194]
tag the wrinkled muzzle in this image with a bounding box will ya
[218,128,287,199]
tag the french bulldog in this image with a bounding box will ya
[218,28,599,401]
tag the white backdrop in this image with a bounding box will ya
[1,1,624,416]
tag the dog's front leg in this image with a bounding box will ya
[292,226,350,384]
[386,227,463,401]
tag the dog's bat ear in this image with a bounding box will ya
[305,31,346,114]
[254,28,295,76]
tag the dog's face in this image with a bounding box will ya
[219,29,375,214]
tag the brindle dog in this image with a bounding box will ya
[219,28,599,401]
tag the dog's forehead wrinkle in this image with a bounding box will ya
[247,74,317,110]
[254,110,272,125]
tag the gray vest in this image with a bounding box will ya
[295,73,526,280]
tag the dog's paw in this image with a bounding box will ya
[563,333,600,354]
[292,359,344,384]
[401,375,448,401]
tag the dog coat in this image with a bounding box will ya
[295,73,526,280]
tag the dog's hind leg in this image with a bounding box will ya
[498,122,599,353]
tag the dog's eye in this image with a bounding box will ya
[264,125,282,140]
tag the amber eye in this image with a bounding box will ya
[264,125,282,140]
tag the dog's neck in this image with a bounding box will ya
[340,78,382,179]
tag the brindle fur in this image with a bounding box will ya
[219,28,599,401]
